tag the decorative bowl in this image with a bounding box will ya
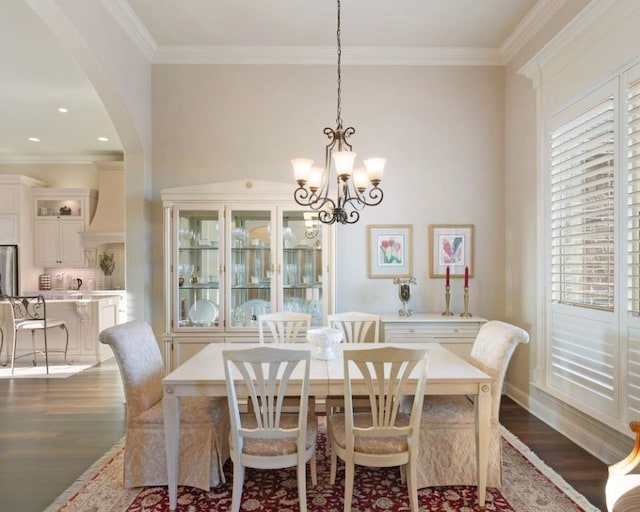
[306,327,343,360]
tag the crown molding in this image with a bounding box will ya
[0,152,124,164]
[500,0,567,64]
[153,45,504,66]
[100,0,156,61]
[518,0,636,82]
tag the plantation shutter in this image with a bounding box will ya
[547,82,617,418]
[626,67,640,419]
[549,96,615,310]
[627,77,640,314]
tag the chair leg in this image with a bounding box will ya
[230,462,244,512]
[309,450,317,486]
[10,329,17,375]
[343,460,355,512]
[0,326,5,366]
[406,461,419,512]
[297,459,308,512]
[60,324,70,364]
[30,330,37,366]
[41,329,49,375]
[330,445,338,484]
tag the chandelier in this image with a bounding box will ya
[291,0,386,225]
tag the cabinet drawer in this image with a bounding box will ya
[385,327,479,339]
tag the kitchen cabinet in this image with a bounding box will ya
[0,175,45,292]
[32,188,97,267]
[380,314,488,360]
[161,179,335,370]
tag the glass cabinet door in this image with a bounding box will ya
[174,208,221,330]
[227,209,273,328]
[281,210,324,326]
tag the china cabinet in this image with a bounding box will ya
[161,180,335,370]
[32,188,97,267]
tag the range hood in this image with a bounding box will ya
[80,161,125,248]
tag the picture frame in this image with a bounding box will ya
[367,224,413,279]
[429,224,474,278]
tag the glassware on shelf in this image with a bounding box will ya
[286,263,298,286]
[234,263,246,285]
[304,261,313,284]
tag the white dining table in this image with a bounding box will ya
[162,342,492,511]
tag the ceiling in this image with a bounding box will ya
[0,0,538,164]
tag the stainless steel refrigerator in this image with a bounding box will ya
[0,245,18,297]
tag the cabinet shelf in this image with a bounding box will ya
[179,284,219,290]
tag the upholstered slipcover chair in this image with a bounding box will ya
[606,421,640,511]
[415,320,529,488]
[99,321,230,490]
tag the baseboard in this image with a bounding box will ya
[504,382,632,465]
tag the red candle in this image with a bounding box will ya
[464,266,469,288]
[445,266,450,287]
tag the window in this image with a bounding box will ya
[627,77,640,314]
[549,95,615,311]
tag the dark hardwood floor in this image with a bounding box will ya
[0,360,609,512]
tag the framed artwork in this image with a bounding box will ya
[367,224,413,279]
[429,224,474,278]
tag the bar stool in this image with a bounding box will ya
[8,295,69,375]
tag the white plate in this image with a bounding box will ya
[239,298,271,317]
[188,299,218,326]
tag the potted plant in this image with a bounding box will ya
[99,252,116,289]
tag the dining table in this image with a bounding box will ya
[162,341,492,511]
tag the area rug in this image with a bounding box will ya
[45,425,599,512]
[0,363,93,379]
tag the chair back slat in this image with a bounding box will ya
[328,311,380,343]
[258,312,311,344]
[345,347,428,441]
[224,346,311,441]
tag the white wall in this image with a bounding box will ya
[151,64,506,325]
[28,0,153,323]
[504,0,590,402]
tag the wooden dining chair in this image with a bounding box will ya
[328,346,429,512]
[258,312,311,344]
[223,345,317,512]
[99,321,230,490]
[325,311,380,420]
[327,311,380,343]
[7,294,69,375]
[414,320,529,489]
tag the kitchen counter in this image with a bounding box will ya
[26,289,127,323]
[1,294,123,364]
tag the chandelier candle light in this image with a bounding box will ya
[291,0,385,225]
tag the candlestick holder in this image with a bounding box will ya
[460,286,472,317]
[442,285,454,316]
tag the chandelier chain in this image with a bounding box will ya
[336,0,342,128]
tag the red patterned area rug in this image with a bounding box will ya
[45,426,600,512]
